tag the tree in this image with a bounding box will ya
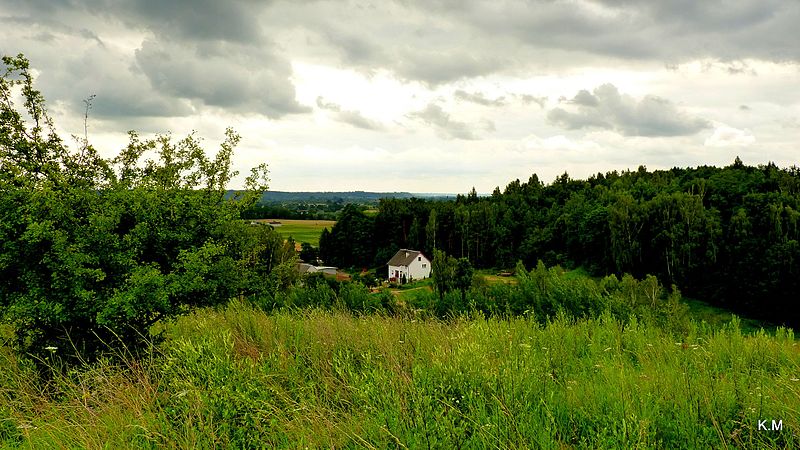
[426,208,437,251]
[431,249,455,298]
[453,257,474,301]
[318,204,375,268]
[0,54,280,360]
[431,248,472,300]
[299,242,319,264]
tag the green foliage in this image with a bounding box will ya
[0,55,288,360]
[347,158,800,327]
[298,241,318,263]
[318,204,374,268]
[431,249,473,302]
[2,305,797,448]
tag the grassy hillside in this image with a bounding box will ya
[1,303,797,448]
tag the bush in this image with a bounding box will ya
[0,55,286,361]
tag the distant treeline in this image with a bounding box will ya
[230,190,453,203]
[240,191,456,220]
[320,159,800,327]
[257,190,416,202]
[241,202,342,220]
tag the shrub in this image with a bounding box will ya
[0,55,287,361]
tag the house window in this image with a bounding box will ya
[418,256,421,261]
[422,264,427,268]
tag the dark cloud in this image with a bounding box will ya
[89,89,193,119]
[409,103,493,140]
[1,24,192,120]
[59,46,194,119]
[134,39,307,117]
[547,84,711,137]
[1,15,105,45]
[395,50,508,85]
[321,28,385,66]
[3,0,305,119]
[572,90,600,107]
[32,31,58,43]
[116,0,263,43]
[316,97,384,131]
[4,0,264,44]
[277,0,800,87]
[446,0,799,63]
[454,90,506,106]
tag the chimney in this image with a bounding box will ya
[404,251,408,258]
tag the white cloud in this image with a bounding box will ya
[704,125,756,147]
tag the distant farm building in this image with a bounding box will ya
[297,263,317,275]
[315,266,338,276]
[296,263,350,281]
[387,249,431,283]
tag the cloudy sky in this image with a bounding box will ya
[2,0,799,193]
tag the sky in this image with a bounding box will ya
[2,0,799,193]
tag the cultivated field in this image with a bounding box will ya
[252,219,335,246]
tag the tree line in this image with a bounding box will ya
[320,160,800,327]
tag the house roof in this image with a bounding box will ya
[387,249,426,266]
[297,263,316,274]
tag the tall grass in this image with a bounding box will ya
[2,302,798,448]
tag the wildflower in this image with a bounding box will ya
[44,346,57,352]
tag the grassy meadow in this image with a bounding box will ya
[252,219,335,246]
[1,302,798,449]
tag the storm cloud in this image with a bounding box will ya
[2,0,307,119]
[135,39,307,117]
[548,84,711,137]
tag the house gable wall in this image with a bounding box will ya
[388,253,431,282]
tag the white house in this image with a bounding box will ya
[387,249,431,283]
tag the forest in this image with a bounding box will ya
[320,161,800,327]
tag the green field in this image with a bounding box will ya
[253,219,335,246]
[2,303,797,448]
